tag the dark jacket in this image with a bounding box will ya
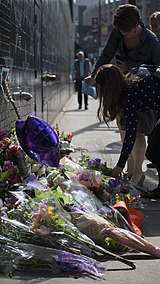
[72,58,92,80]
[91,25,160,76]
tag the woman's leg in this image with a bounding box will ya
[120,129,146,185]
[119,128,134,178]
[116,116,134,179]
[116,114,135,178]
[130,132,146,185]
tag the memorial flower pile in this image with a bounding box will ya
[0,125,159,279]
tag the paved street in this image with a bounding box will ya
[1,94,160,284]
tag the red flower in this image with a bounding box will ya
[67,133,73,139]
[10,145,21,154]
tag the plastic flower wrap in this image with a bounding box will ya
[76,154,148,206]
[53,179,139,254]
[0,228,104,278]
[70,207,160,258]
[6,188,105,255]
[3,187,135,271]
[53,178,160,258]
[58,156,110,202]
[0,187,107,277]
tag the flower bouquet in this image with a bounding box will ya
[0,184,137,277]
[53,179,136,254]
[70,208,160,258]
[0,227,104,278]
[0,130,24,207]
[53,124,75,158]
[0,187,107,277]
[51,178,160,258]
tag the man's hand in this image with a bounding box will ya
[84,76,95,85]
[116,60,129,74]
[112,165,123,177]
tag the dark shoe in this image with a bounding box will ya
[85,106,88,110]
[141,188,160,198]
[146,163,156,169]
[78,105,82,109]
[140,191,153,198]
[150,192,160,199]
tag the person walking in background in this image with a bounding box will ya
[95,64,160,198]
[85,4,160,187]
[149,11,160,39]
[72,51,92,110]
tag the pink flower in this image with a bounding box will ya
[0,131,5,137]
[3,160,17,174]
[32,204,51,222]
[65,155,73,161]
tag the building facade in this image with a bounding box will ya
[75,0,160,58]
[0,0,75,131]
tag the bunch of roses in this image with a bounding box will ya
[0,130,22,200]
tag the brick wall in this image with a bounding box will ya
[0,0,75,131]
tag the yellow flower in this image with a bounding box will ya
[48,206,54,215]
[51,214,59,221]
[47,206,59,220]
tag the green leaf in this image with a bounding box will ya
[0,171,10,182]
[53,186,71,204]
[34,188,55,202]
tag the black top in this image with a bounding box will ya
[117,66,160,168]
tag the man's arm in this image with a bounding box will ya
[91,28,120,77]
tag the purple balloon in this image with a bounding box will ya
[16,116,60,167]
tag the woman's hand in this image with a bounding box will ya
[84,76,95,85]
[112,165,123,177]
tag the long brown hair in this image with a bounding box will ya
[95,64,138,125]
